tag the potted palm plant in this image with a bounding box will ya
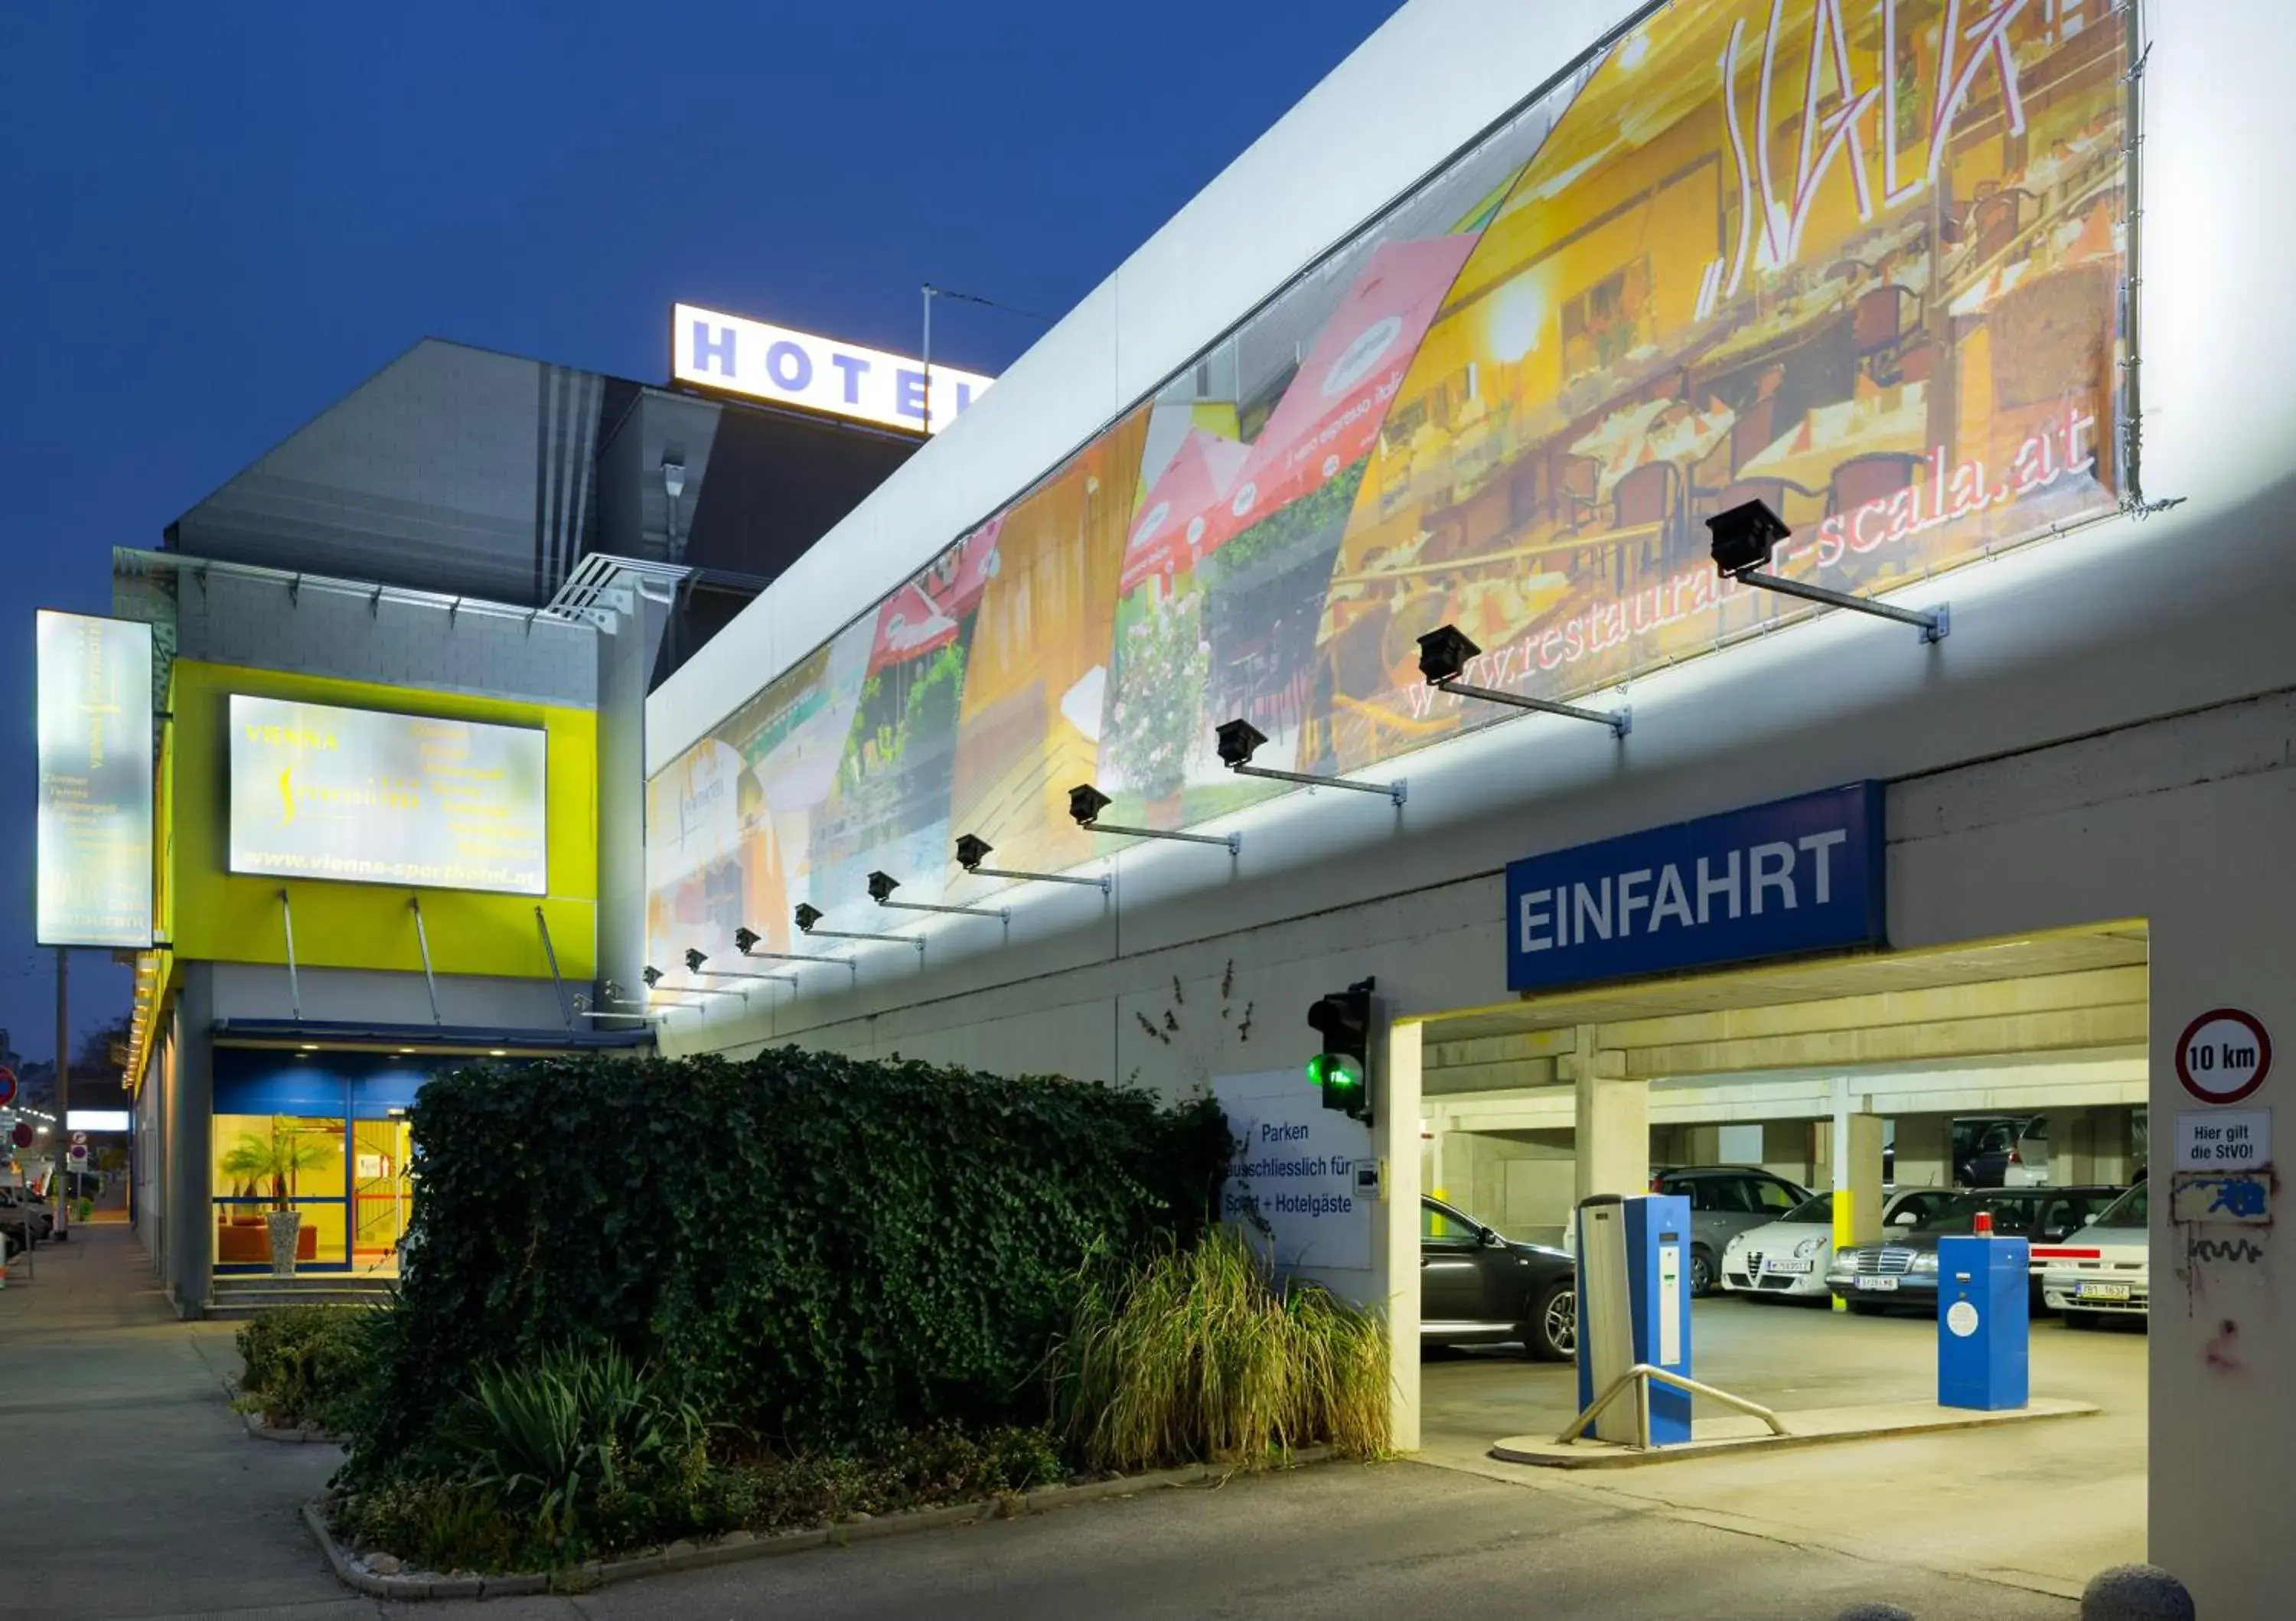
[219,1125,333,1276]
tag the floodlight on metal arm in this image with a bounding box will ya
[602,976,695,1013]
[954,833,1110,894]
[1213,719,1406,806]
[683,947,797,990]
[642,964,743,1004]
[794,902,927,957]
[1067,784,1240,853]
[732,926,859,980]
[1416,625,1632,738]
[1705,498,1949,643]
[866,869,1009,921]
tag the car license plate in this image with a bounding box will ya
[1854,1277,1899,1291]
[2076,1283,2131,1302]
[1762,1259,1812,1274]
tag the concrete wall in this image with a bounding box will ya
[636,0,2296,1606]
[161,970,214,1316]
[173,565,596,708]
[206,964,569,1030]
[1431,1128,1574,1246]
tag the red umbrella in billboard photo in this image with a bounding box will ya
[866,522,1002,676]
[1205,233,1477,555]
[1194,233,1477,758]
[1118,426,1250,595]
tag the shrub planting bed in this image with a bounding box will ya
[287,1045,1386,1580]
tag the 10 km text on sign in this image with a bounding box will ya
[2175,1009,2272,1104]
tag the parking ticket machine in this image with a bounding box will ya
[1576,1192,1694,1446]
[1938,1228,2030,1411]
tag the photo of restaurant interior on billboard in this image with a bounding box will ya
[647,0,2128,965]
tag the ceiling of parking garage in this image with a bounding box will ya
[1424,925,2149,1045]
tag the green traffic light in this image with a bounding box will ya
[1308,1053,1364,1091]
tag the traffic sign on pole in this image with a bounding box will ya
[0,1068,16,1108]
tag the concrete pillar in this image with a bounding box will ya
[1429,1117,1468,1205]
[1892,1114,1953,1190]
[1570,1026,1648,1201]
[1828,1080,1886,1308]
[2091,1107,2135,1185]
[1381,1019,1423,1454]
[1684,1124,1724,1164]
[1762,1119,1815,1186]
[2053,1107,2096,1185]
[165,967,214,1317]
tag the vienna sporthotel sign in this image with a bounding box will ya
[673,303,994,435]
[1505,784,1886,991]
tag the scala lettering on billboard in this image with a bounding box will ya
[646,0,2125,974]
[1504,783,1886,992]
[37,610,155,948]
[673,303,995,435]
[229,695,548,895]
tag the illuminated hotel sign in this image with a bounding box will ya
[229,695,548,895]
[672,302,994,435]
[36,610,155,947]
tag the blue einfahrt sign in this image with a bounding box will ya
[1505,783,1885,992]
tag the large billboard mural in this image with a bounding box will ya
[650,0,2129,970]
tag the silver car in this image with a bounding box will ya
[1650,1166,1812,1296]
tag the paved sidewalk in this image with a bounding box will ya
[0,1225,364,1621]
[0,1227,2079,1620]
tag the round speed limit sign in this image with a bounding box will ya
[2176,1008,2272,1104]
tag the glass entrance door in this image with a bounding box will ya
[212,1114,350,1270]
[351,1117,413,1274]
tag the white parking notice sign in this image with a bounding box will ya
[1212,1069,1372,1274]
[2175,1008,2272,1104]
[2176,1110,2271,1169]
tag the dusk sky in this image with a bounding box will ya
[0,0,1403,1065]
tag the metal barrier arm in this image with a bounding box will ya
[1556,1363,1786,1450]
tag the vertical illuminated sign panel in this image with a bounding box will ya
[37,610,155,947]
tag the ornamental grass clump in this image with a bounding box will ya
[1055,1227,1389,1473]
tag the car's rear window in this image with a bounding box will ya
[2091,1184,2149,1229]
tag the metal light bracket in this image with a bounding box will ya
[1730,568,1949,644]
[1231,761,1407,807]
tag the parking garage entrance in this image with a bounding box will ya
[1406,920,2151,1593]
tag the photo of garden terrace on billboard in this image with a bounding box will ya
[649,0,2128,963]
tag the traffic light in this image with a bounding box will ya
[1308,978,1375,1122]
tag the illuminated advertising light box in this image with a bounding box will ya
[229,695,547,895]
[673,302,994,435]
[36,610,155,947]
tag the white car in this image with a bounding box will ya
[1722,1189,1934,1299]
[2039,1180,2149,1324]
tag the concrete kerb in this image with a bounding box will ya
[1489,1397,2102,1469]
[302,1447,1337,1601]
[223,1374,348,1446]
[243,1408,344,1445]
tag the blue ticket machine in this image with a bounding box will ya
[1576,1193,1694,1445]
[1937,1232,2030,1411]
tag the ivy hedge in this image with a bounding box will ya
[351,1049,1229,1473]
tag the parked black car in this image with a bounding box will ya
[1420,1195,1576,1360]
[1952,1114,2047,1187]
[1827,1186,2124,1313]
